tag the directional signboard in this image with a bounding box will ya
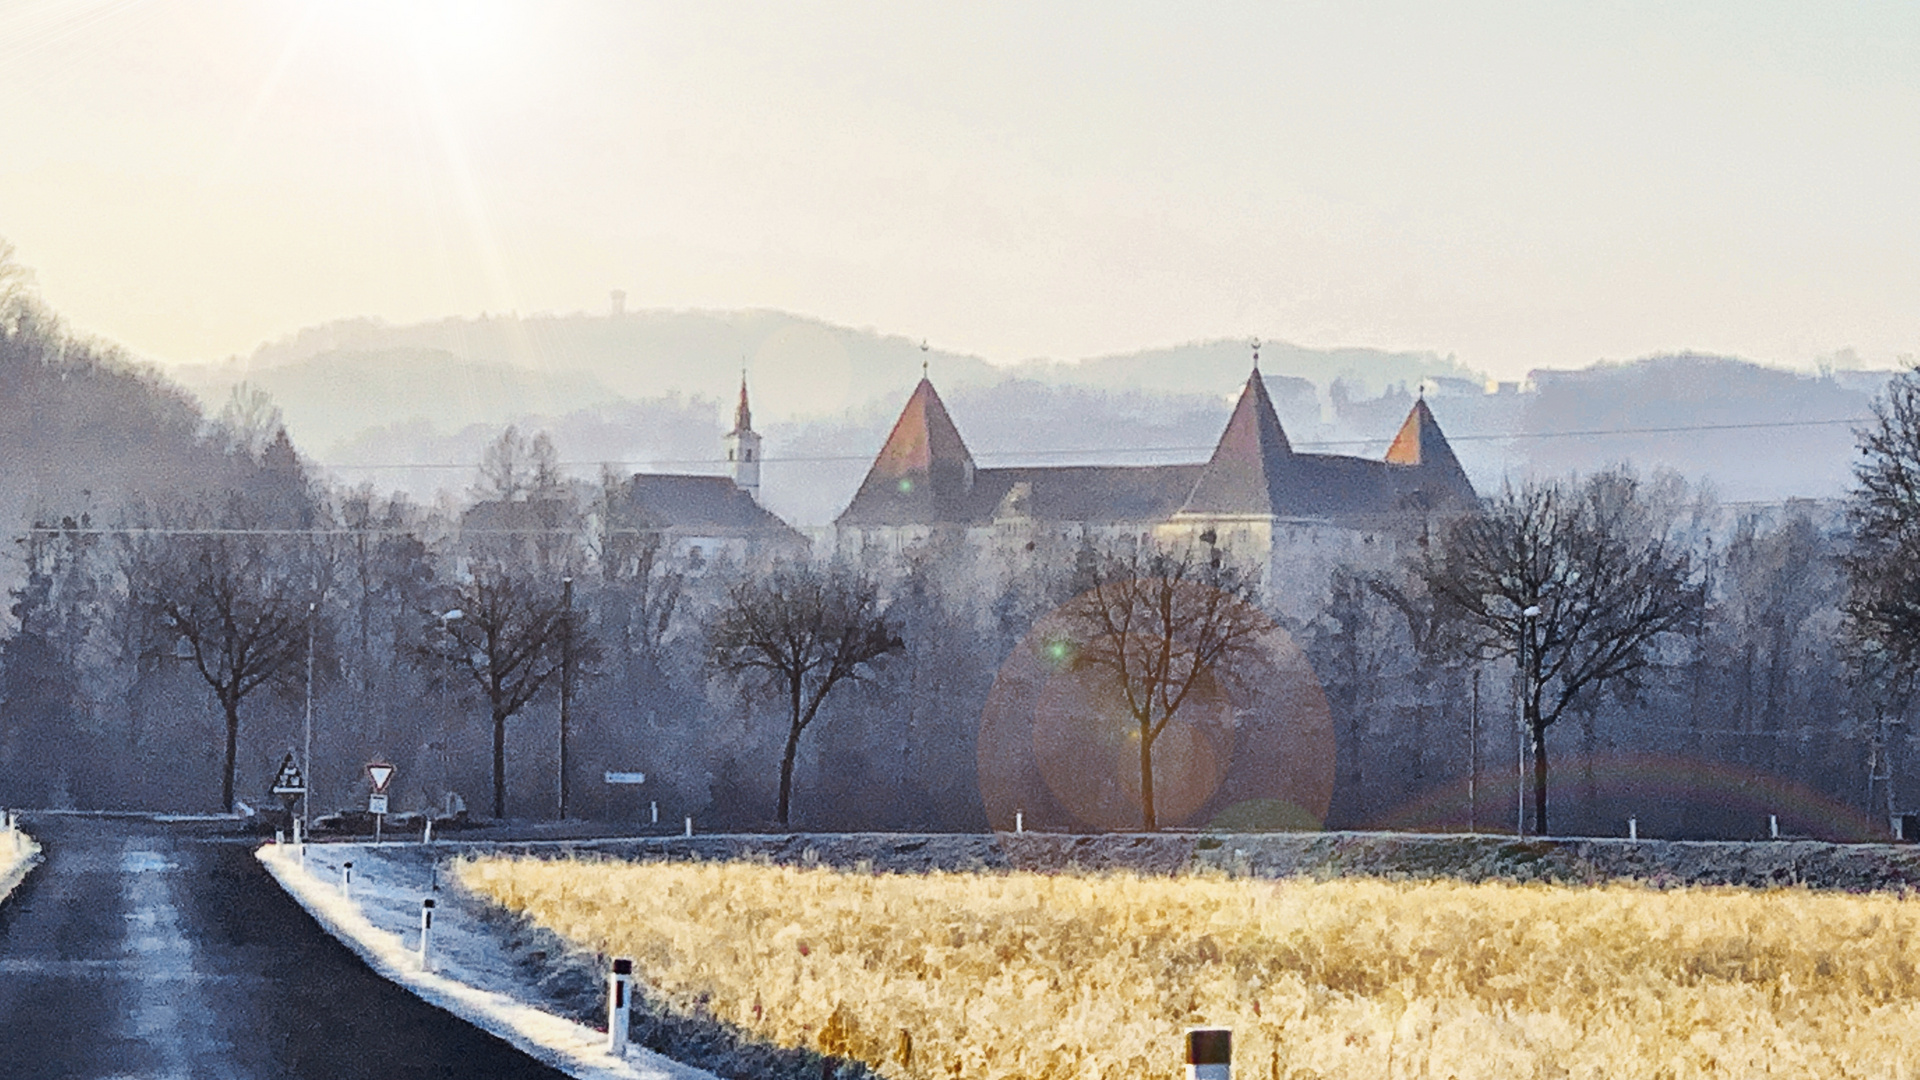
[368,793,389,815]
[366,761,395,793]
[603,771,647,785]
[270,753,306,796]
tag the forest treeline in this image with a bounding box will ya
[0,253,1911,838]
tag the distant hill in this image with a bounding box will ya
[166,308,1473,463]
[162,308,1894,524]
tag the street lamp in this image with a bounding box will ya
[1516,604,1542,837]
[303,601,315,833]
[558,577,574,822]
[438,609,464,819]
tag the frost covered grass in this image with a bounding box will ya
[460,856,1920,1080]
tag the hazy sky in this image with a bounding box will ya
[2,0,1916,378]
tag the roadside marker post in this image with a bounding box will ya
[342,860,354,898]
[1628,817,1638,841]
[650,801,658,825]
[423,818,434,845]
[419,898,436,971]
[608,958,634,1056]
[1771,814,1780,839]
[684,816,693,838]
[1015,810,1024,834]
[1187,1028,1231,1080]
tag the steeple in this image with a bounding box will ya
[724,375,762,503]
[730,376,752,436]
[836,377,977,525]
[1178,369,1301,516]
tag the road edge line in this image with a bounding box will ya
[256,844,711,1080]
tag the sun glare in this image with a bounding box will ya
[313,0,512,70]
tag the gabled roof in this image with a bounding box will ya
[836,378,979,525]
[624,473,805,542]
[1177,370,1304,516]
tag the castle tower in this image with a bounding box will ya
[725,376,762,503]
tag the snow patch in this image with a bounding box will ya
[0,825,39,906]
[258,841,714,1080]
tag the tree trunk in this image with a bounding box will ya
[1139,719,1157,831]
[777,679,803,826]
[493,705,508,819]
[222,694,241,813]
[1531,716,1549,836]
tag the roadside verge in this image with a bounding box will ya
[257,842,714,1080]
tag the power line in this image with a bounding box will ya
[315,415,1871,473]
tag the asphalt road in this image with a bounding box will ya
[0,814,572,1080]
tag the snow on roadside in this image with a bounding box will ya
[0,820,40,905]
[258,841,715,1080]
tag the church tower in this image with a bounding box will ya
[725,376,762,503]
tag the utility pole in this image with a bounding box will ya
[304,601,315,833]
[1468,667,1479,834]
[558,576,574,821]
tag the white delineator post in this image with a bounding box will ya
[650,801,658,825]
[424,818,434,845]
[1015,810,1024,834]
[1628,817,1638,841]
[342,860,354,898]
[419,898,436,971]
[1771,814,1780,839]
[684,816,693,838]
[608,957,634,1056]
[1187,1028,1231,1080]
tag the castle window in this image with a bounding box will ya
[745,448,753,462]
[727,449,735,461]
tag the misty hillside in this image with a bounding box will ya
[155,307,1896,524]
[165,308,1470,458]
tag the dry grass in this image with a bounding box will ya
[458,855,1920,1080]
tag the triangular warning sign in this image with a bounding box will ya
[271,752,306,794]
[366,762,395,793]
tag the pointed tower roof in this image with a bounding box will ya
[1178,370,1303,516]
[1383,397,1477,507]
[729,376,753,436]
[836,378,978,525]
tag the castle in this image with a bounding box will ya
[833,368,1477,617]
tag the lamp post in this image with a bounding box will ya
[438,609,464,818]
[304,601,315,833]
[1517,604,1541,836]
[558,576,574,821]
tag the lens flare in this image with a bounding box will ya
[979,582,1335,832]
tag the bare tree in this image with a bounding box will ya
[141,523,323,812]
[1847,369,1920,681]
[1424,470,1704,834]
[1057,545,1269,831]
[707,564,903,825]
[436,560,577,819]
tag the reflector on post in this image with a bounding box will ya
[1187,1028,1231,1080]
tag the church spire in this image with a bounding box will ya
[725,373,762,503]
[730,372,752,435]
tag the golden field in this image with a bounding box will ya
[458,855,1920,1080]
